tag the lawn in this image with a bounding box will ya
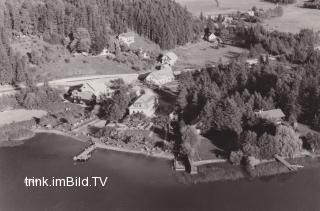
[0,109,47,127]
[194,136,226,162]
[173,41,245,72]
[37,55,136,81]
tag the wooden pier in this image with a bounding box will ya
[73,144,97,161]
[274,155,304,171]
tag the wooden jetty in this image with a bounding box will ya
[73,144,97,161]
[274,155,304,171]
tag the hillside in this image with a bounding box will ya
[0,0,201,85]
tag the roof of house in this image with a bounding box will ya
[146,65,174,81]
[77,91,94,101]
[256,109,285,120]
[119,31,135,38]
[130,93,156,109]
[163,52,178,61]
[246,58,258,65]
[83,81,108,94]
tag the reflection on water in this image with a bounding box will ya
[1,133,320,211]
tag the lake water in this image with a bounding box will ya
[1,133,320,211]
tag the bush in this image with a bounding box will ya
[16,83,61,109]
[229,150,244,165]
[302,132,320,153]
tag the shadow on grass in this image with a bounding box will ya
[203,129,240,156]
[225,50,242,60]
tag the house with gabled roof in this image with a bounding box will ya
[145,64,175,87]
[70,81,115,104]
[255,109,285,125]
[161,52,178,66]
[129,93,158,117]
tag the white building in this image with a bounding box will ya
[161,52,178,66]
[117,32,135,46]
[145,65,175,87]
[246,58,259,66]
[204,33,217,43]
[255,109,285,125]
[129,93,158,117]
[247,10,255,17]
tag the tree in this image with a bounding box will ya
[70,28,91,53]
[180,125,201,160]
[229,150,243,165]
[303,132,320,153]
[274,125,302,158]
[209,98,243,136]
[258,133,280,159]
[100,87,130,122]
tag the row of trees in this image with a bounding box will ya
[264,0,296,4]
[0,26,29,85]
[303,0,320,9]
[232,24,319,64]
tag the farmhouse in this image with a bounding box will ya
[161,52,178,66]
[255,109,285,125]
[117,32,135,46]
[70,81,115,103]
[129,93,158,117]
[145,65,175,87]
[204,33,217,43]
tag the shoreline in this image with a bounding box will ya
[177,154,320,184]
[4,128,320,184]
[0,131,36,147]
[34,128,174,160]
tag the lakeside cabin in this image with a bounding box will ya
[145,65,175,87]
[255,109,285,125]
[129,93,158,117]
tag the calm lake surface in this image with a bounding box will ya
[1,133,320,211]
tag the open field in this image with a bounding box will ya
[177,0,273,16]
[0,109,47,127]
[37,55,136,81]
[173,41,245,71]
[177,0,320,33]
[263,2,320,33]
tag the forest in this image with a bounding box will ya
[1,0,200,50]
[176,24,320,161]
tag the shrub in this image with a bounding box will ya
[229,150,244,165]
[302,132,320,153]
